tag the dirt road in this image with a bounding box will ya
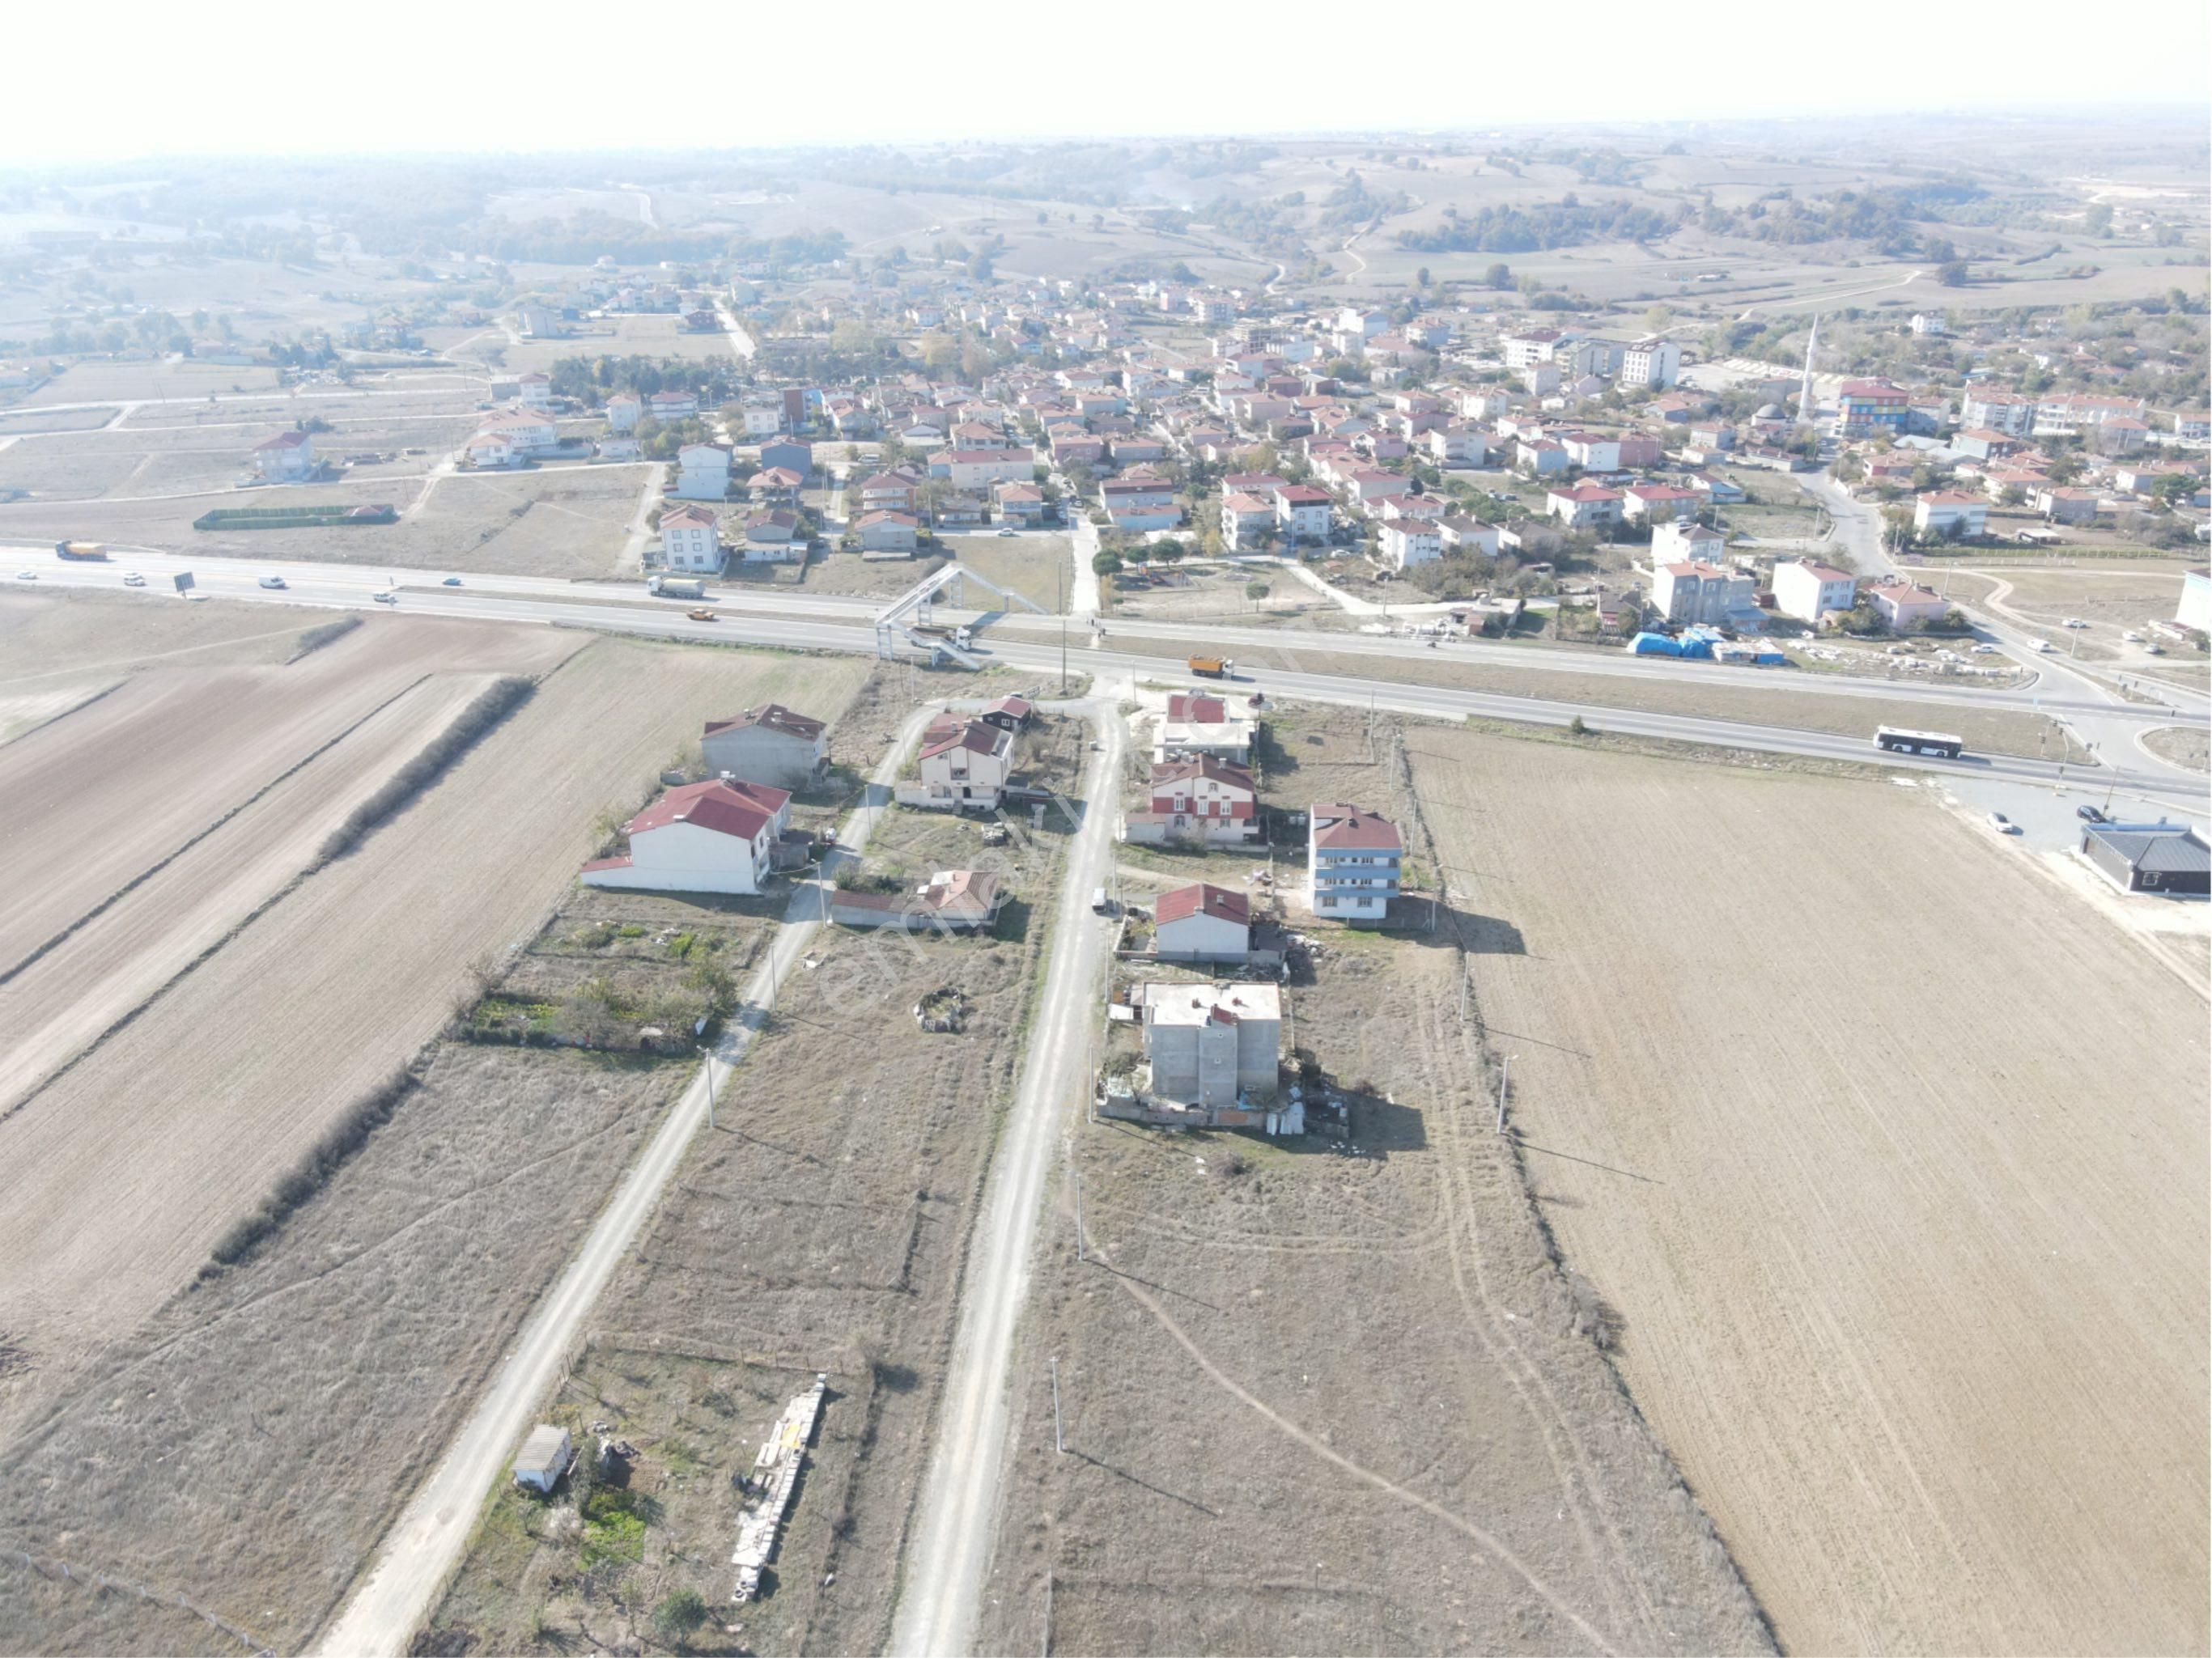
[889,702,1123,1658]
[1409,729,2209,1654]
[313,701,932,1658]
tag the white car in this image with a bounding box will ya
[997,526,1019,536]
[2035,639,2056,653]
[2063,617,2088,629]
[123,571,146,586]
[1988,812,2021,835]
[1971,642,1996,654]
[372,591,398,605]
[15,570,36,581]
[2122,630,2144,642]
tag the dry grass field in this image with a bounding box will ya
[0,1044,694,1656]
[1405,727,2209,1654]
[940,534,1072,613]
[2142,723,2210,771]
[1946,563,2199,664]
[0,460,652,577]
[0,630,872,1437]
[976,714,1769,1656]
[427,808,1067,1656]
[19,360,283,406]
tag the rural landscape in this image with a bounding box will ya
[0,45,2207,1658]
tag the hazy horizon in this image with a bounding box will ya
[6,0,2208,170]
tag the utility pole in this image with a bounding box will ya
[1495,1055,1510,1136]
[1075,1172,1085,1263]
[701,1047,717,1130]
[1059,618,1068,694]
[1050,1356,1064,1454]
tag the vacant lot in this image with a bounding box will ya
[19,359,283,406]
[1407,727,2208,1653]
[1108,562,1318,625]
[978,728,1768,1654]
[0,1044,695,1657]
[429,812,1067,1655]
[0,634,872,1428]
[1104,631,2088,761]
[0,460,653,576]
[1947,562,2197,664]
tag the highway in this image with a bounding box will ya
[6,544,2203,813]
[315,706,936,1658]
[889,704,1125,1658]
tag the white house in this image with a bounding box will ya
[1913,491,1987,540]
[659,503,723,573]
[647,388,699,422]
[1653,519,1727,564]
[674,443,732,500]
[1380,519,1441,570]
[580,778,790,895]
[466,409,559,465]
[1654,562,1756,626]
[1274,483,1332,541]
[605,393,643,433]
[1773,558,1859,623]
[1221,491,1276,551]
[1545,485,1624,531]
[251,429,316,481]
[1141,982,1280,1108]
[517,371,554,410]
[1153,882,1253,963]
[914,719,1014,808]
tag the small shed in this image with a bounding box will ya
[513,1424,572,1494]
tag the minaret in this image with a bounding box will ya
[1798,313,1821,425]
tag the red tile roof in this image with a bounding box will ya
[704,702,825,743]
[1155,882,1250,927]
[624,781,776,842]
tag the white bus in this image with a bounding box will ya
[1874,726,1964,760]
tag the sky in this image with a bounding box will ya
[5,0,2208,168]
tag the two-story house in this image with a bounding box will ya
[1122,756,1259,846]
[913,719,1014,809]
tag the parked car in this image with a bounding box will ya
[2076,804,2107,824]
[997,526,1019,536]
[1970,642,1995,654]
[2063,617,2088,629]
[1988,812,2020,835]
[122,571,146,586]
[1091,887,1114,914]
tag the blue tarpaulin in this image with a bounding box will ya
[1628,632,1681,655]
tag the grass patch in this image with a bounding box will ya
[206,1066,416,1269]
[319,676,535,861]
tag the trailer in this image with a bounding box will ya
[54,541,108,561]
[648,575,706,600]
[1873,726,1964,760]
[1187,655,1230,678]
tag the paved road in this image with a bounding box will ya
[314,707,935,1658]
[889,702,1123,1658]
[6,547,2201,812]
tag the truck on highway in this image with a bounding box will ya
[54,541,108,560]
[1187,655,1230,678]
[648,575,706,600]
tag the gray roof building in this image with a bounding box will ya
[2079,823,2210,897]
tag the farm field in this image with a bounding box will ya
[1406,727,2209,1654]
[1102,632,2088,761]
[977,708,1768,1657]
[427,800,1068,1656]
[0,1044,696,1656]
[0,460,656,575]
[482,312,741,375]
[16,358,284,405]
[0,630,872,1433]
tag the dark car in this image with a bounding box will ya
[2076,804,2107,824]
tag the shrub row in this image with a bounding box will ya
[207,1067,416,1267]
[288,616,362,659]
[319,676,535,862]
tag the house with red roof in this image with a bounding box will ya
[251,428,317,481]
[580,778,792,895]
[1153,882,1253,963]
[1545,483,1624,531]
[1308,804,1401,921]
[912,719,1014,809]
[1123,756,1259,847]
[701,703,827,787]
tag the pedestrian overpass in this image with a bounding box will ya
[874,560,1047,668]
